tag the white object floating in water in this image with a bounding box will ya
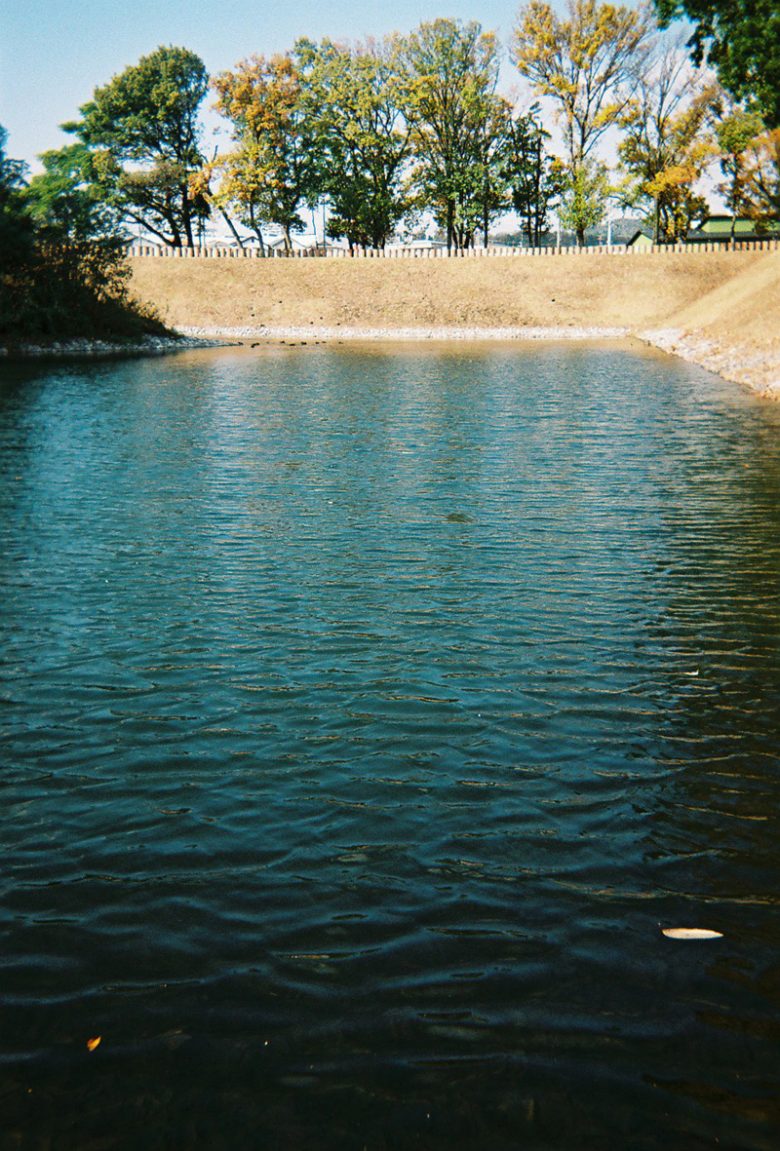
[683,669,700,677]
[662,927,723,940]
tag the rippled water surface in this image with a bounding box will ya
[1,343,779,1150]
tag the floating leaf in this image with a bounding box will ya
[86,1036,102,1051]
[662,927,723,940]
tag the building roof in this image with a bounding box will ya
[691,215,780,237]
[266,234,315,250]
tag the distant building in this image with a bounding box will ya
[266,234,316,253]
[687,215,780,243]
[387,238,448,253]
[625,230,654,250]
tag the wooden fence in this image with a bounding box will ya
[126,239,780,259]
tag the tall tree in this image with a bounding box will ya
[513,0,655,167]
[500,105,564,245]
[617,38,717,241]
[715,103,767,240]
[401,19,508,251]
[189,153,265,250]
[25,143,124,243]
[513,0,654,244]
[65,46,210,248]
[213,53,320,252]
[653,0,780,129]
[0,126,33,276]
[740,129,780,223]
[295,37,411,250]
[0,127,161,342]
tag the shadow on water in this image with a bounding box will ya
[1,346,779,1150]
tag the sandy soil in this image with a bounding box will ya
[129,249,780,397]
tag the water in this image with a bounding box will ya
[1,343,779,1150]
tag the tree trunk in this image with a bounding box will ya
[248,204,265,254]
[576,226,585,248]
[533,142,542,246]
[222,209,244,249]
[181,188,195,250]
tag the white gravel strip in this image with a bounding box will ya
[177,324,631,342]
[639,328,780,400]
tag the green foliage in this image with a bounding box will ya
[617,40,716,241]
[66,46,210,247]
[212,53,320,251]
[500,105,564,245]
[8,20,749,260]
[401,18,509,250]
[654,0,780,129]
[0,125,165,344]
[0,126,34,276]
[25,142,124,243]
[295,37,411,249]
[558,158,611,243]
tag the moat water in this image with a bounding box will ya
[1,343,779,1150]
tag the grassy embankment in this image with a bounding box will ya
[129,248,780,396]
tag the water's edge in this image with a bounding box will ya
[5,325,776,403]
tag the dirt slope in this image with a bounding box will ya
[639,250,780,397]
[128,250,764,330]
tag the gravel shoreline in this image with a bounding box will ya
[178,323,631,342]
[639,328,780,401]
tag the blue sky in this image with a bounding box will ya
[2,0,529,170]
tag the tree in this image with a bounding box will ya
[189,153,264,250]
[617,38,717,241]
[295,37,412,250]
[558,157,611,243]
[472,104,515,247]
[513,0,655,169]
[401,19,509,251]
[715,103,767,240]
[25,143,124,243]
[66,46,210,248]
[22,141,132,318]
[0,126,34,276]
[740,128,780,223]
[213,53,320,252]
[0,126,162,342]
[500,105,564,245]
[653,0,780,129]
[513,1,655,245]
